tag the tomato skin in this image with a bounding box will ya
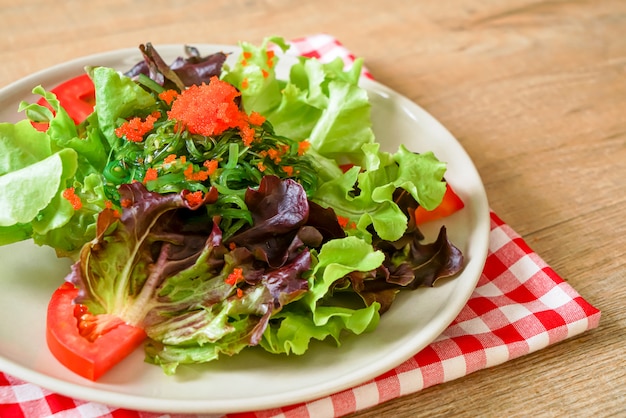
[46,282,146,381]
[414,183,465,224]
[34,73,95,130]
[339,163,355,173]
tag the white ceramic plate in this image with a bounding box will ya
[0,45,490,414]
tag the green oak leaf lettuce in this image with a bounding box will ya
[310,144,447,242]
[0,106,106,253]
[222,37,374,165]
[0,85,111,255]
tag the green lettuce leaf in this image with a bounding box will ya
[0,85,110,253]
[221,36,290,116]
[0,148,76,226]
[311,144,447,242]
[18,85,108,171]
[33,172,107,253]
[222,38,375,165]
[260,237,384,355]
[0,118,79,246]
[222,38,448,244]
[0,119,52,175]
[90,65,157,148]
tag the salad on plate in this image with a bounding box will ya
[0,36,465,381]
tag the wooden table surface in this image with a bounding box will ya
[1,1,624,417]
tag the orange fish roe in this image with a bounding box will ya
[240,124,256,147]
[203,159,219,175]
[143,168,158,184]
[228,242,237,250]
[248,111,265,126]
[225,267,244,286]
[257,161,267,172]
[184,164,210,182]
[104,202,121,218]
[62,187,82,210]
[183,164,194,179]
[282,165,294,176]
[120,198,132,208]
[241,52,252,66]
[104,202,121,217]
[266,50,275,68]
[297,140,311,156]
[267,148,281,163]
[236,288,243,298]
[115,112,160,142]
[261,69,269,78]
[164,154,177,164]
[183,190,204,207]
[158,89,179,105]
[241,78,249,90]
[168,77,242,136]
[240,51,253,66]
[167,76,262,145]
[337,215,356,229]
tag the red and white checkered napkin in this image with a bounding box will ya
[0,35,601,418]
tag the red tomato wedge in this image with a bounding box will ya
[339,163,355,173]
[34,73,95,130]
[46,282,146,381]
[414,183,465,224]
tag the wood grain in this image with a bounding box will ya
[0,0,624,416]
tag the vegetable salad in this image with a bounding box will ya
[0,37,464,380]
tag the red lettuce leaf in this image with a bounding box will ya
[125,42,227,90]
[228,175,345,267]
[346,189,464,313]
[66,178,340,372]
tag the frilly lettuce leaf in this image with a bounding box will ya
[312,144,447,242]
[260,237,384,355]
[221,36,290,116]
[0,85,111,255]
[124,43,227,90]
[222,37,374,165]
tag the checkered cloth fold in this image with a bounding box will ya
[0,35,600,418]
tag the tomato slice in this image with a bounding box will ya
[414,183,465,224]
[34,73,95,131]
[46,282,146,381]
